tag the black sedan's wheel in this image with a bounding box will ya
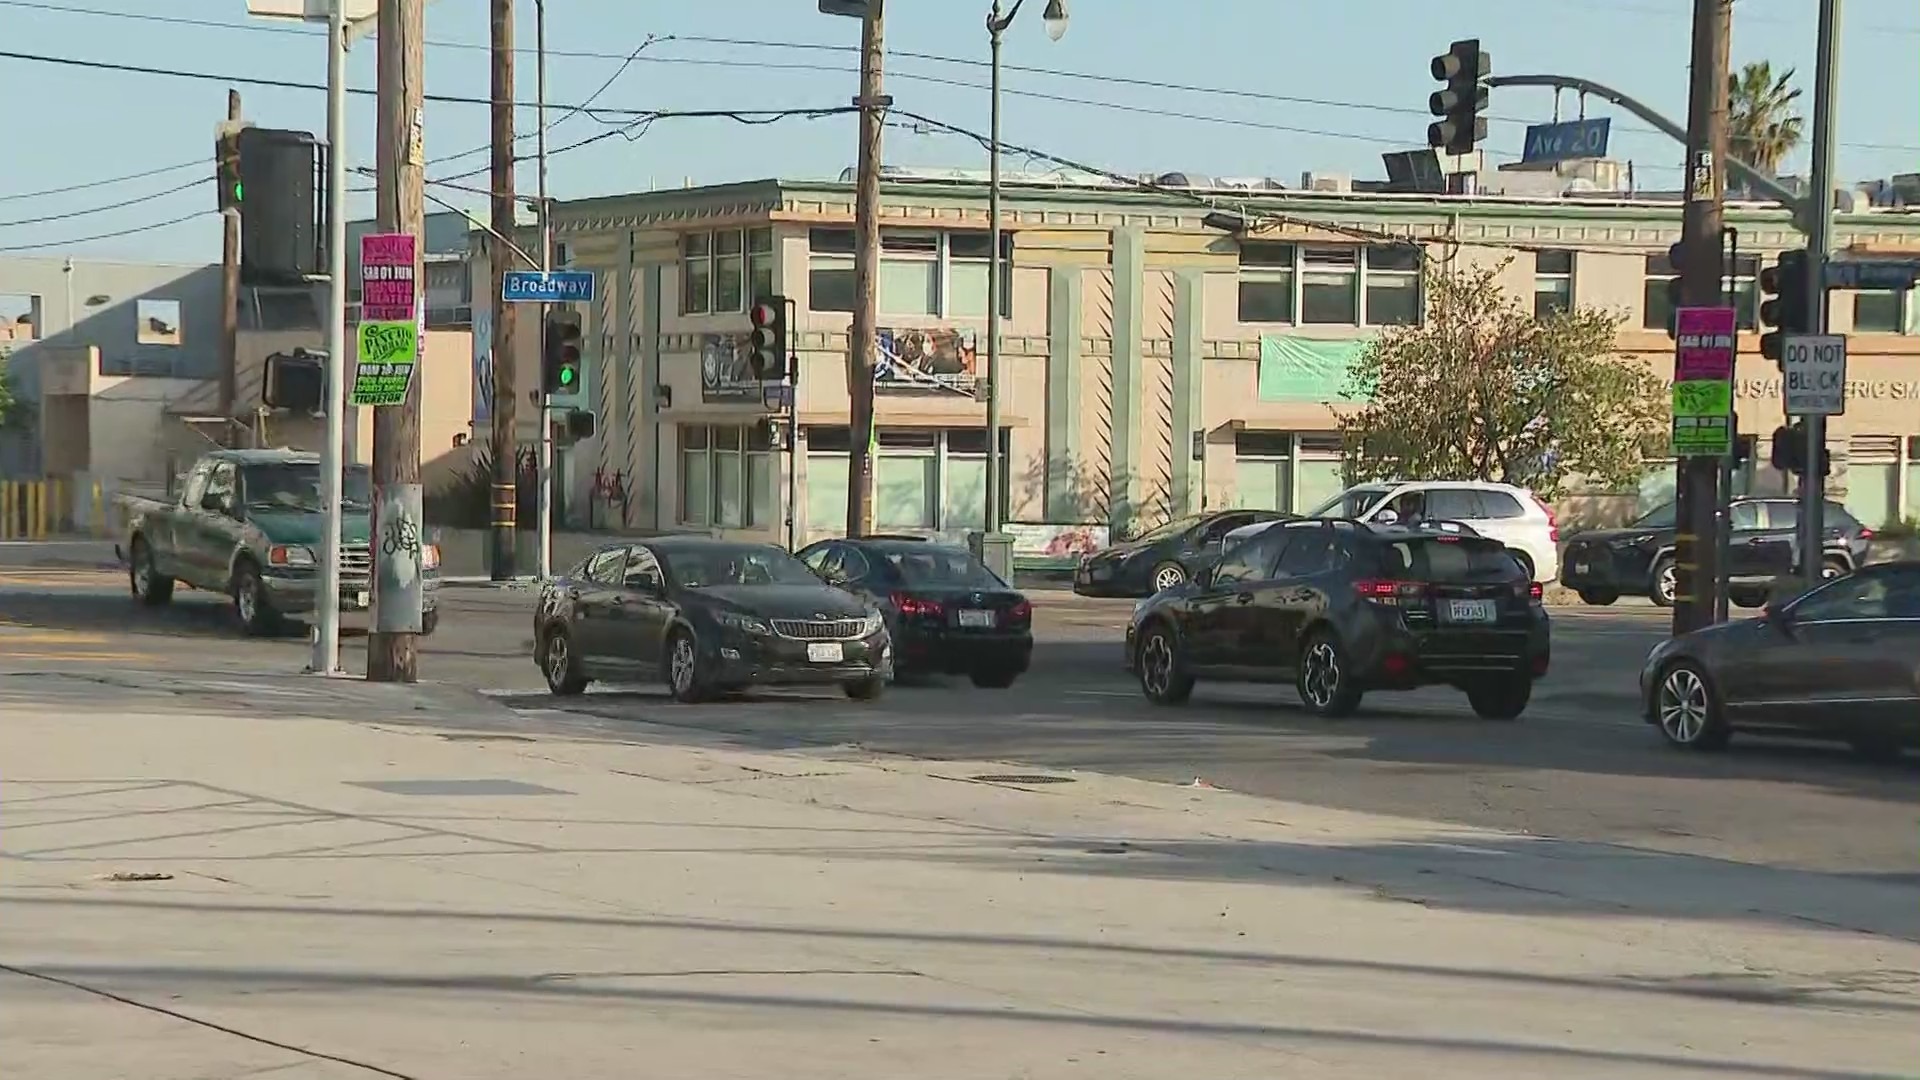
[1466,677,1532,720]
[843,676,886,701]
[129,538,174,607]
[541,627,589,696]
[1149,561,1187,594]
[1135,623,1194,705]
[1297,630,1362,718]
[1649,557,1678,609]
[1654,661,1730,750]
[665,630,712,703]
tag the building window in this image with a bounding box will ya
[1231,431,1292,511]
[1237,242,1296,324]
[802,426,1008,537]
[1239,244,1419,326]
[1534,250,1574,318]
[1643,251,1760,331]
[1906,436,1920,521]
[679,423,773,528]
[807,228,1011,318]
[1363,245,1422,326]
[1854,289,1906,333]
[681,227,774,316]
[1300,247,1360,324]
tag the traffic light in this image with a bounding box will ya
[542,308,583,396]
[1769,421,1830,477]
[1759,248,1811,363]
[215,132,242,214]
[747,296,789,380]
[1427,39,1490,156]
[262,349,324,413]
[234,127,321,286]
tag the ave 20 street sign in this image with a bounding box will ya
[1783,334,1847,417]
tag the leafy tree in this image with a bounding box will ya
[1729,60,1803,175]
[1338,260,1667,499]
[0,356,19,430]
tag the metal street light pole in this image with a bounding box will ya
[313,0,350,676]
[535,0,554,580]
[984,0,1066,536]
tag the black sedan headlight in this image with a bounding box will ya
[717,612,774,637]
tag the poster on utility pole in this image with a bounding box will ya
[1669,306,1736,457]
[351,232,419,407]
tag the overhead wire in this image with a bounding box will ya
[0,176,210,229]
[0,158,204,202]
[0,210,212,253]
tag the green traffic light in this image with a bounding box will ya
[559,367,576,386]
[232,182,244,203]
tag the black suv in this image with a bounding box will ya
[1562,497,1873,608]
[1127,519,1550,719]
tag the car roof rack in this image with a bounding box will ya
[856,533,930,542]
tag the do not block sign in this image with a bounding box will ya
[1782,333,1847,417]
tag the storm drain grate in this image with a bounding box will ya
[348,779,572,797]
[970,774,1076,786]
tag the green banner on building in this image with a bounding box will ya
[1257,336,1371,403]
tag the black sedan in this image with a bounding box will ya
[1641,561,1920,757]
[1128,519,1549,718]
[800,537,1033,687]
[535,537,892,703]
[1074,509,1290,597]
[1562,497,1872,608]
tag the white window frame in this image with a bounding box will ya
[806,229,1009,318]
[681,227,775,316]
[1533,249,1574,318]
[1853,288,1910,335]
[1237,244,1422,327]
[1643,251,1760,330]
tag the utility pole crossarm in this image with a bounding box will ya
[1487,73,1801,210]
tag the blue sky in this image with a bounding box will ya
[0,0,1915,275]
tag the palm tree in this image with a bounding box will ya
[1728,61,1804,175]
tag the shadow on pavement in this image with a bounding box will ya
[0,896,1910,1077]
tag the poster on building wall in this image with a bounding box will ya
[700,332,770,403]
[875,327,980,396]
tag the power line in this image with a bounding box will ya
[0,176,209,229]
[0,158,203,202]
[0,209,212,253]
[423,33,662,172]
[11,0,1907,154]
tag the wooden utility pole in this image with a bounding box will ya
[488,0,520,579]
[845,0,885,537]
[367,0,426,682]
[218,89,242,447]
[1670,0,1731,635]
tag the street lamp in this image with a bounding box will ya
[984,0,1066,537]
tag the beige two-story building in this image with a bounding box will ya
[479,176,1920,544]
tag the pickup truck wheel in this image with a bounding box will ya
[129,538,174,607]
[232,563,282,637]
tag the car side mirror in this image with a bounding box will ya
[1374,509,1400,526]
[1193,566,1215,590]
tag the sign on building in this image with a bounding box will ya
[875,327,979,396]
[1782,333,1847,416]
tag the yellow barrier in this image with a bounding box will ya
[0,478,109,540]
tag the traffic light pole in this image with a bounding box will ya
[846,0,884,538]
[535,0,553,581]
[1800,0,1842,589]
[487,0,519,582]
[1670,0,1731,637]
[219,89,243,449]
[311,0,350,677]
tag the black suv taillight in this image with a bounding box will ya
[1354,579,1429,606]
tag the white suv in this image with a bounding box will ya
[1305,480,1561,583]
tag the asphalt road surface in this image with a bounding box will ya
[2,553,1914,883]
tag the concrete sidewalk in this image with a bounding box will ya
[1,677,1915,1079]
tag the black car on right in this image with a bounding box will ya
[1127,518,1549,719]
[1561,496,1874,608]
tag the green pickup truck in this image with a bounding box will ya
[119,448,440,636]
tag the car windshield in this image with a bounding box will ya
[1309,486,1391,519]
[1379,537,1522,583]
[1631,502,1677,528]
[666,544,820,588]
[883,548,1005,588]
[1132,515,1203,544]
[244,463,372,511]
